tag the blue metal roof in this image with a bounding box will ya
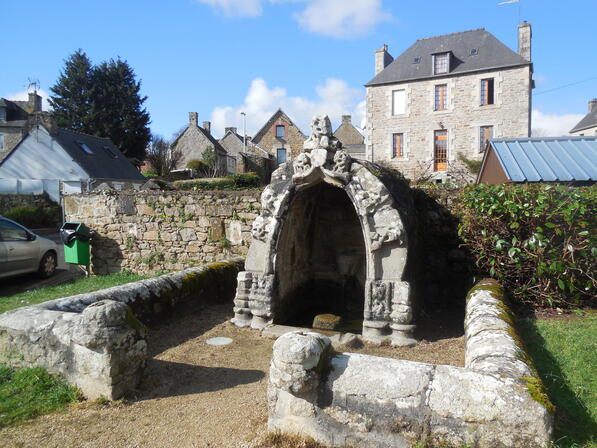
[487,137,597,182]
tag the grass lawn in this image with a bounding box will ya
[0,271,148,314]
[0,364,80,428]
[520,313,597,448]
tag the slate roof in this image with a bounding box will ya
[53,128,146,180]
[366,29,531,87]
[481,137,597,183]
[570,105,597,133]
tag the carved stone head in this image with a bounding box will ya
[311,115,333,138]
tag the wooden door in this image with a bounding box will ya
[434,130,448,171]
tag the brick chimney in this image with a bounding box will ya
[189,112,198,126]
[225,126,238,135]
[27,91,42,113]
[518,21,532,62]
[203,121,211,134]
[589,99,597,112]
[375,44,393,75]
[342,115,352,125]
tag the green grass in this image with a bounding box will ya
[0,364,80,428]
[520,313,597,448]
[0,271,148,314]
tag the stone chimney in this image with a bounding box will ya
[342,115,352,125]
[27,92,42,113]
[589,99,597,113]
[203,121,211,134]
[375,44,393,75]
[225,126,238,135]
[518,21,532,62]
[189,112,198,126]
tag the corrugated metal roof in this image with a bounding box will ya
[488,137,597,182]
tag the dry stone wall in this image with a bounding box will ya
[63,190,261,275]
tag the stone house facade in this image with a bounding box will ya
[334,114,366,160]
[172,112,230,173]
[569,99,597,136]
[365,24,533,181]
[251,109,306,165]
[0,91,43,161]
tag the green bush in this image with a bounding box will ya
[175,173,261,191]
[186,159,209,173]
[4,205,61,229]
[455,184,596,309]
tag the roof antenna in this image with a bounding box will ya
[498,0,523,22]
[24,78,40,94]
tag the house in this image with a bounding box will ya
[365,23,533,182]
[477,137,597,185]
[0,124,146,201]
[172,112,232,174]
[569,99,597,136]
[333,114,366,159]
[0,91,43,161]
[251,109,306,165]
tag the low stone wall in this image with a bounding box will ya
[268,279,554,448]
[63,190,261,274]
[0,259,243,399]
[0,193,58,214]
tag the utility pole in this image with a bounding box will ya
[241,111,247,153]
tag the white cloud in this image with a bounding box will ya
[209,77,364,138]
[5,89,52,111]
[195,0,391,37]
[194,0,266,17]
[295,0,392,38]
[531,109,584,136]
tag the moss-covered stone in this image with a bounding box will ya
[312,314,342,330]
[522,376,556,415]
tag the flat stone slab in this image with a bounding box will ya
[206,337,233,346]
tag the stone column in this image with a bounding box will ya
[232,271,253,327]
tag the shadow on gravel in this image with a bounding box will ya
[137,360,265,400]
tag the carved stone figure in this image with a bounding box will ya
[293,152,311,175]
[303,115,342,153]
[333,150,351,173]
[251,216,272,242]
[368,280,392,321]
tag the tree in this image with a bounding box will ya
[145,135,182,177]
[48,50,94,132]
[201,145,220,178]
[49,51,151,160]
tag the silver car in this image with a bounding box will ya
[0,216,58,280]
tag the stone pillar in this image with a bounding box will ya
[248,273,274,328]
[518,21,532,62]
[232,271,253,327]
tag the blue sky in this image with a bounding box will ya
[1,0,595,139]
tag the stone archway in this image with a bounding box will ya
[232,115,416,346]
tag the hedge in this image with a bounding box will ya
[175,173,261,191]
[4,205,62,229]
[455,183,596,309]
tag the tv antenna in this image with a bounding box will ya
[24,78,40,94]
[498,0,523,22]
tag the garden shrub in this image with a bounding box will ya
[4,205,62,229]
[186,159,209,174]
[455,183,596,309]
[175,172,261,191]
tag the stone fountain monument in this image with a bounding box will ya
[232,114,417,346]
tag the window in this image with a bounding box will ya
[275,125,285,138]
[392,89,406,115]
[392,133,404,158]
[433,52,450,75]
[103,146,117,158]
[77,141,94,154]
[434,84,447,111]
[276,148,287,165]
[0,219,29,241]
[434,130,448,171]
[479,126,493,152]
[481,78,495,105]
[0,133,4,151]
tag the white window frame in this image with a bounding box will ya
[392,89,406,116]
[433,52,450,75]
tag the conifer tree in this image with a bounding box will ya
[48,49,93,132]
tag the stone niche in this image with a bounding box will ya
[232,115,417,346]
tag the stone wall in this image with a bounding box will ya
[63,190,261,275]
[0,259,243,400]
[268,279,553,448]
[0,192,58,214]
[366,65,532,181]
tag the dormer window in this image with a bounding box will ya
[433,52,450,75]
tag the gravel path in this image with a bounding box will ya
[0,304,464,448]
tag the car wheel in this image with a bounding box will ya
[38,251,57,279]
